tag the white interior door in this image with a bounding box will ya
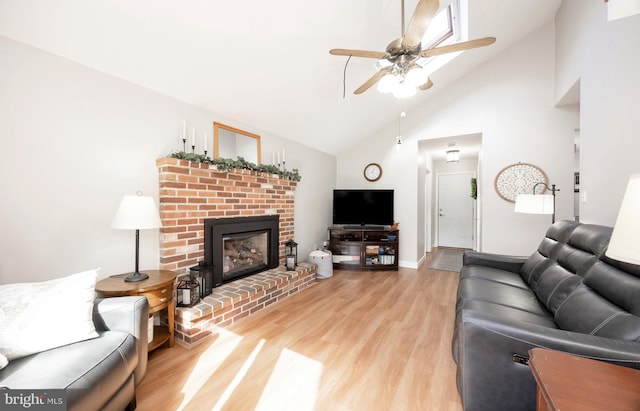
[438,172,474,249]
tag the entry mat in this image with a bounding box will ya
[428,248,467,272]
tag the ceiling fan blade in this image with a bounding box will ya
[419,78,434,91]
[420,37,496,58]
[330,49,388,59]
[401,0,440,49]
[354,69,390,95]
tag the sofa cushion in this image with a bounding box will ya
[585,260,640,316]
[520,220,579,286]
[566,224,613,260]
[457,277,547,314]
[554,284,640,340]
[460,265,529,289]
[534,263,582,314]
[0,269,99,360]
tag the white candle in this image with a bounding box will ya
[182,120,186,140]
[192,127,196,146]
[203,132,207,151]
[181,289,190,304]
[277,151,280,164]
[282,149,286,162]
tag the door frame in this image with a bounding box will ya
[435,171,477,250]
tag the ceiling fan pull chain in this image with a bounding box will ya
[342,55,352,99]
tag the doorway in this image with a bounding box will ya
[437,172,474,249]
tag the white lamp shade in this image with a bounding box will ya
[405,66,429,88]
[446,150,460,163]
[393,81,417,99]
[111,195,162,230]
[377,74,399,93]
[514,194,554,215]
[606,174,640,264]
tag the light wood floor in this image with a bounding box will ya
[136,249,463,411]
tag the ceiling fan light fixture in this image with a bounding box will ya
[405,66,429,88]
[378,73,400,93]
[375,59,394,70]
[393,81,417,99]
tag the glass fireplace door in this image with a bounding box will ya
[222,230,269,281]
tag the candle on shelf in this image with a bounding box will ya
[282,149,286,162]
[192,128,196,146]
[182,120,186,140]
[277,151,280,164]
[203,132,207,151]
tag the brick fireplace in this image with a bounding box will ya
[156,158,316,344]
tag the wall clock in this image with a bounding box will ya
[364,163,382,182]
[494,162,548,202]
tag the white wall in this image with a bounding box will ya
[0,36,335,283]
[336,129,419,267]
[338,21,578,263]
[556,0,640,225]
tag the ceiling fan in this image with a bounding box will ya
[329,0,496,98]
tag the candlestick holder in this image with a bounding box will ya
[204,150,208,157]
[182,138,186,152]
[282,160,286,171]
[191,144,195,154]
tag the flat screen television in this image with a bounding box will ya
[333,189,394,227]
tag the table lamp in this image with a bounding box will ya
[605,174,640,264]
[111,192,162,282]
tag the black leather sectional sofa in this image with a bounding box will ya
[453,221,640,411]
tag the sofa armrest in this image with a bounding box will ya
[464,310,640,364]
[93,296,149,385]
[456,310,640,411]
[462,251,528,274]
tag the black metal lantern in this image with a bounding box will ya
[285,239,298,271]
[190,262,213,298]
[176,278,200,307]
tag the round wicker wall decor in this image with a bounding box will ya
[494,163,548,202]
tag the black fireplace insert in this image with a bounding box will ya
[204,215,280,287]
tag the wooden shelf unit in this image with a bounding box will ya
[96,269,176,352]
[328,227,399,271]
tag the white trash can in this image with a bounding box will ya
[309,250,333,279]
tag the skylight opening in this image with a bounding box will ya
[416,1,463,76]
[421,3,454,49]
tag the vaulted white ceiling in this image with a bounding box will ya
[0,0,562,156]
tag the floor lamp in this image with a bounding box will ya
[605,175,640,264]
[111,193,162,282]
[514,183,559,223]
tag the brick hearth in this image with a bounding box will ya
[156,157,317,345]
[176,263,316,344]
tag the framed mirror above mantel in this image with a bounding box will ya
[213,122,261,164]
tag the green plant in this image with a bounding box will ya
[470,178,477,200]
[168,151,301,181]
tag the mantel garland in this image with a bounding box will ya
[168,151,301,181]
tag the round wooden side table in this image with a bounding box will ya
[96,269,176,352]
